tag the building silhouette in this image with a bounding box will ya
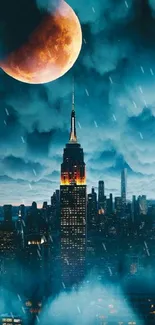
[98,181,105,209]
[60,82,87,287]
[50,190,60,229]
[107,193,113,215]
[138,195,148,215]
[87,188,98,231]
[0,222,18,290]
[121,168,127,217]
[3,205,12,224]
[115,197,122,217]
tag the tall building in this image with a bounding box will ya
[50,190,60,229]
[138,195,148,215]
[18,204,25,219]
[60,83,87,287]
[131,195,137,222]
[115,197,122,217]
[16,209,24,248]
[0,222,18,290]
[106,193,113,215]
[87,188,98,231]
[24,234,46,297]
[121,168,127,216]
[98,181,105,208]
[3,205,12,223]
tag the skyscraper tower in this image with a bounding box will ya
[87,188,98,231]
[60,80,87,287]
[98,181,106,212]
[3,205,12,224]
[121,168,127,217]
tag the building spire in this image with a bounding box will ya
[69,76,77,143]
[72,75,75,111]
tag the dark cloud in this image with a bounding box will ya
[36,0,61,12]
[26,129,55,158]
[1,155,45,180]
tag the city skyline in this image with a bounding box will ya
[1,0,155,204]
[0,98,153,205]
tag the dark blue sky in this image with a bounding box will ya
[0,0,155,205]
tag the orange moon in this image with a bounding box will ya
[0,0,82,84]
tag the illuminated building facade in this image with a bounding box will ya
[23,234,46,299]
[60,83,87,286]
[0,222,18,288]
[0,315,22,325]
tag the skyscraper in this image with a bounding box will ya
[50,190,60,229]
[98,181,106,213]
[138,195,148,215]
[107,193,113,215]
[121,168,127,217]
[87,188,98,231]
[3,205,12,224]
[131,195,137,222]
[60,82,87,287]
[0,222,18,289]
[98,181,104,207]
[18,204,25,219]
[115,197,122,217]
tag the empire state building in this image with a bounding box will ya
[60,83,87,287]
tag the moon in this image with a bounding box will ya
[0,0,82,84]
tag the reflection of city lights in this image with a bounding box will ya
[13,320,21,323]
[99,315,105,319]
[25,301,32,306]
[109,304,114,308]
[98,208,104,215]
[2,319,12,322]
[28,239,44,245]
[30,309,41,314]
[130,263,137,274]
[2,319,21,325]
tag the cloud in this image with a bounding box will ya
[40,279,141,325]
[36,0,61,12]
[0,156,45,181]
[26,129,55,158]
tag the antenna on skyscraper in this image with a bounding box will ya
[72,75,75,112]
[69,76,77,143]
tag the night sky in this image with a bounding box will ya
[1,0,155,205]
